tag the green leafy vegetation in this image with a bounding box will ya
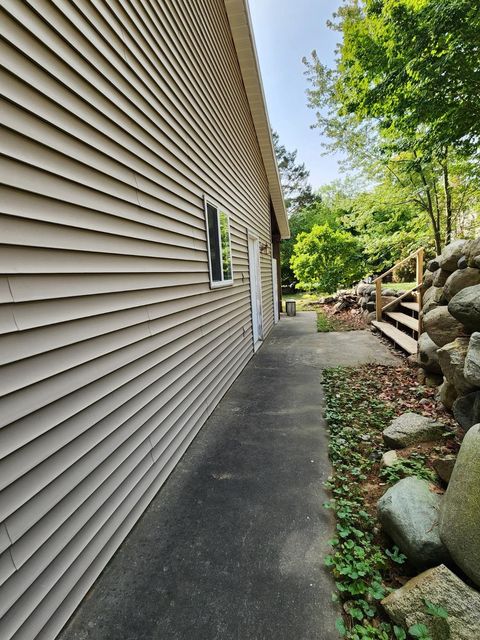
[290,224,364,293]
[322,364,456,638]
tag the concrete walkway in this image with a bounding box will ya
[60,313,398,640]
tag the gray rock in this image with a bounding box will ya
[422,270,434,290]
[433,455,456,484]
[457,255,468,270]
[417,332,441,374]
[453,391,480,431]
[448,284,480,332]
[356,282,374,296]
[440,424,480,587]
[382,288,398,297]
[381,450,399,468]
[439,239,468,272]
[471,255,480,269]
[366,300,376,312]
[443,267,480,302]
[465,238,480,266]
[377,477,448,567]
[464,332,480,386]
[366,311,376,325]
[423,306,466,348]
[427,258,440,272]
[432,268,450,287]
[438,379,457,411]
[422,286,446,315]
[383,412,445,448]
[382,564,480,640]
[437,337,474,396]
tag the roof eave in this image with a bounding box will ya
[224,0,290,239]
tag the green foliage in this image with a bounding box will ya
[385,546,407,565]
[379,453,436,484]
[290,224,364,293]
[317,311,336,332]
[424,600,448,620]
[272,131,315,215]
[303,0,480,252]
[407,623,431,640]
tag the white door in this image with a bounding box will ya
[248,233,263,349]
[272,258,279,324]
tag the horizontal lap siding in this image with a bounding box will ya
[0,0,275,638]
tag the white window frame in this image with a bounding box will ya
[204,197,234,289]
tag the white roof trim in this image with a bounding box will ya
[224,0,290,239]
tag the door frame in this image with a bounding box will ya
[247,231,263,350]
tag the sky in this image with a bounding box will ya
[248,0,343,190]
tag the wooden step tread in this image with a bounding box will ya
[372,321,418,355]
[385,311,419,332]
[401,301,420,312]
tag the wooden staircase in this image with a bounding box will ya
[371,249,423,355]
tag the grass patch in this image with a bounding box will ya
[283,292,324,311]
[383,282,416,292]
[317,311,337,332]
[322,365,458,639]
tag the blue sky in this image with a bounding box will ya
[249,0,343,189]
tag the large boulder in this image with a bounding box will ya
[417,332,441,374]
[422,286,445,315]
[438,378,457,410]
[464,332,480,386]
[439,239,468,272]
[443,267,480,302]
[433,455,456,484]
[383,413,445,448]
[465,237,480,267]
[448,284,480,332]
[432,268,450,287]
[377,477,449,567]
[440,424,480,588]
[453,390,480,431]
[382,564,480,640]
[423,306,466,348]
[437,337,474,396]
[422,270,434,290]
[356,282,375,296]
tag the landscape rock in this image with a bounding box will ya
[440,424,480,588]
[457,255,468,270]
[427,258,440,272]
[448,284,480,332]
[422,270,434,289]
[381,564,480,640]
[433,455,456,484]
[465,237,480,265]
[356,282,375,296]
[383,412,445,448]
[381,450,399,468]
[471,254,480,269]
[432,268,450,287]
[464,332,480,387]
[417,332,441,374]
[443,267,480,301]
[423,306,466,348]
[366,301,376,312]
[439,239,468,272]
[438,379,457,410]
[437,337,474,396]
[366,311,376,325]
[422,286,445,315]
[453,390,480,431]
[377,477,448,567]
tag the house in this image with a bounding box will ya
[0,1,289,638]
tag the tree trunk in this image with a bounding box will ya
[442,151,453,245]
[416,160,442,254]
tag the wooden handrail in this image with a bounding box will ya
[374,248,424,325]
[372,248,424,284]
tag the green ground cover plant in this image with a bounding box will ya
[322,365,457,639]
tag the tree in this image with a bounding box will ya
[290,224,364,293]
[272,131,316,214]
[303,0,480,253]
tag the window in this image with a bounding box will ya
[205,200,233,287]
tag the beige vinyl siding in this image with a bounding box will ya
[0,0,276,638]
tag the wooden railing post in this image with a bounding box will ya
[375,278,383,322]
[416,248,424,288]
